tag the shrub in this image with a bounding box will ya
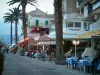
[0,52,4,75]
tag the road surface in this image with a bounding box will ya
[3,54,91,75]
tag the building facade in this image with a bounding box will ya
[76,0,100,56]
[49,0,91,39]
[27,8,54,40]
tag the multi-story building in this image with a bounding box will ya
[63,0,91,39]
[27,8,54,39]
[48,0,91,54]
[76,0,100,57]
[76,0,100,38]
[49,0,100,56]
[49,0,90,39]
[17,8,54,51]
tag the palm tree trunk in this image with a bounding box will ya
[22,4,28,54]
[54,0,66,65]
[10,22,13,45]
[22,5,27,40]
[15,20,18,52]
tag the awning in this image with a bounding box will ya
[38,34,51,42]
[30,27,44,33]
[28,38,37,45]
[77,29,100,38]
[37,34,56,45]
[17,38,37,46]
[16,40,28,46]
[30,28,42,33]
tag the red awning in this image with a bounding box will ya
[16,37,37,46]
[16,40,28,46]
[30,27,44,33]
[16,42,24,46]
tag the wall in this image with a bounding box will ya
[63,15,90,38]
[90,19,100,31]
[66,0,77,13]
[28,15,54,27]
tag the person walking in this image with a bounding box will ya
[47,47,52,61]
[7,48,9,53]
[41,49,46,61]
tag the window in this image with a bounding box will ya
[36,20,39,26]
[45,21,48,26]
[77,0,83,6]
[84,22,90,31]
[68,22,73,27]
[75,22,81,28]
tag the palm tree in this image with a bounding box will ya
[9,8,21,45]
[3,13,14,46]
[54,0,66,64]
[7,0,38,40]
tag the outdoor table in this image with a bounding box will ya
[66,57,77,64]
[78,59,93,73]
[66,57,77,69]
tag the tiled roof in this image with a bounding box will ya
[28,8,54,18]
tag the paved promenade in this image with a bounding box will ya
[3,54,91,75]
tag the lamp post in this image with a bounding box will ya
[62,41,64,53]
[72,40,80,58]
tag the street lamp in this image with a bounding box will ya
[62,41,64,53]
[72,40,80,58]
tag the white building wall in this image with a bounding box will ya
[28,15,54,27]
[90,19,100,31]
[62,12,90,38]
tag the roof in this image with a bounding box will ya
[28,8,54,18]
[28,38,37,45]
[38,34,51,42]
[29,8,46,15]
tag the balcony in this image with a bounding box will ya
[76,0,92,11]
[83,1,100,21]
[84,4,93,17]
[92,1,100,14]
[90,19,100,30]
[63,13,83,21]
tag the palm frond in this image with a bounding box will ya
[4,13,12,16]
[9,9,14,13]
[3,10,15,24]
[17,3,21,9]
[7,0,20,6]
[28,0,38,7]
[4,18,9,23]
[28,2,37,7]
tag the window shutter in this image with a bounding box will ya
[45,21,48,26]
[36,20,39,26]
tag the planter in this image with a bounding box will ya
[0,52,4,75]
[0,71,3,75]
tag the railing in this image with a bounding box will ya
[77,0,92,11]
[93,1,100,10]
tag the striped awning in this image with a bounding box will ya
[77,29,100,38]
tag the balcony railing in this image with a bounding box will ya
[77,0,92,11]
[93,1,100,10]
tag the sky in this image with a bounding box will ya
[0,0,54,35]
